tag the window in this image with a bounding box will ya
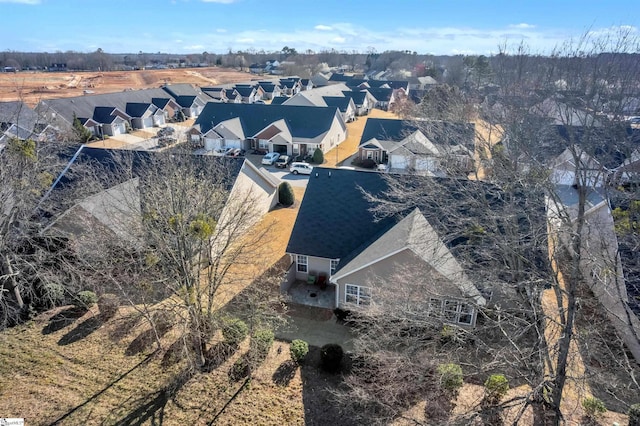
[330,259,339,274]
[345,284,371,306]
[259,140,268,149]
[443,300,474,325]
[296,255,308,273]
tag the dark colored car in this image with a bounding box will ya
[274,155,291,168]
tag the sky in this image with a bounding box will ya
[0,0,638,55]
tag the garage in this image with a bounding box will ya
[390,153,409,170]
[272,144,288,154]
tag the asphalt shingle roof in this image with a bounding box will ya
[194,103,340,139]
[286,167,548,282]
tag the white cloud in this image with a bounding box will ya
[0,0,40,3]
[331,36,346,43]
[216,29,227,33]
[509,23,536,29]
[314,25,333,31]
[201,0,237,3]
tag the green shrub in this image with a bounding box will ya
[251,329,274,355]
[290,339,309,364]
[97,293,119,320]
[629,403,640,426]
[352,158,376,169]
[221,317,248,346]
[75,290,98,310]
[39,282,65,307]
[437,363,464,393]
[582,396,606,419]
[484,374,509,405]
[278,182,295,206]
[311,147,324,164]
[320,343,343,373]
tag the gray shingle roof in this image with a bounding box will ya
[286,168,547,284]
[194,103,341,139]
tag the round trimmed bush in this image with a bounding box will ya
[251,329,274,355]
[629,403,640,426]
[484,374,509,405]
[437,363,464,394]
[320,343,343,373]
[311,147,324,164]
[97,293,119,320]
[278,182,295,207]
[221,317,248,346]
[75,290,98,310]
[582,396,606,419]
[290,339,309,364]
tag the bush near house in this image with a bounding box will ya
[278,182,295,207]
[97,293,119,320]
[352,158,377,169]
[483,374,509,405]
[290,339,309,364]
[74,291,98,310]
[582,396,607,420]
[250,329,274,356]
[311,148,324,164]
[320,343,343,373]
[221,317,248,346]
[436,363,464,394]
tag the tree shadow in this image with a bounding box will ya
[125,318,173,356]
[112,369,193,426]
[42,306,87,335]
[202,342,238,373]
[108,312,142,342]
[57,315,104,346]
[48,351,157,425]
[272,360,297,386]
[299,346,361,426]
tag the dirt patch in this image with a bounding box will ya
[0,67,253,107]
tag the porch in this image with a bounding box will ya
[286,280,336,309]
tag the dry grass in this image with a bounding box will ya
[323,109,398,168]
[0,67,253,107]
[0,183,306,425]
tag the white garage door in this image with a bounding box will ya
[390,154,408,170]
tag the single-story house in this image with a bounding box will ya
[42,146,280,250]
[357,118,475,175]
[283,168,545,327]
[191,102,347,157]
[125,102,166,129]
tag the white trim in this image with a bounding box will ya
[296,254,308,273]
[345,284,371,306]
[331,247,406,282]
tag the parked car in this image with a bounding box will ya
[290,162,313,175]
[226,148,245,157]
[261,152,280,165]
[213,147,233,157]
[274,155,291,168]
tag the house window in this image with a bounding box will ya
[345,284,371,306]
[330,259,339,274]
[296,255,308,273]
[259,140,269,149]
[443,300,474,326]
[366,151,373,159]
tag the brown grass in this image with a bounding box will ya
[323,109,399,168]
[0,67,254,107]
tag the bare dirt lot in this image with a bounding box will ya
[0,67,254,106]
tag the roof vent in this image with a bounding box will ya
[315,172,319,178]
[328,171,331,177]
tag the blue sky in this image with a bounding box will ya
[0,0,637,55]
